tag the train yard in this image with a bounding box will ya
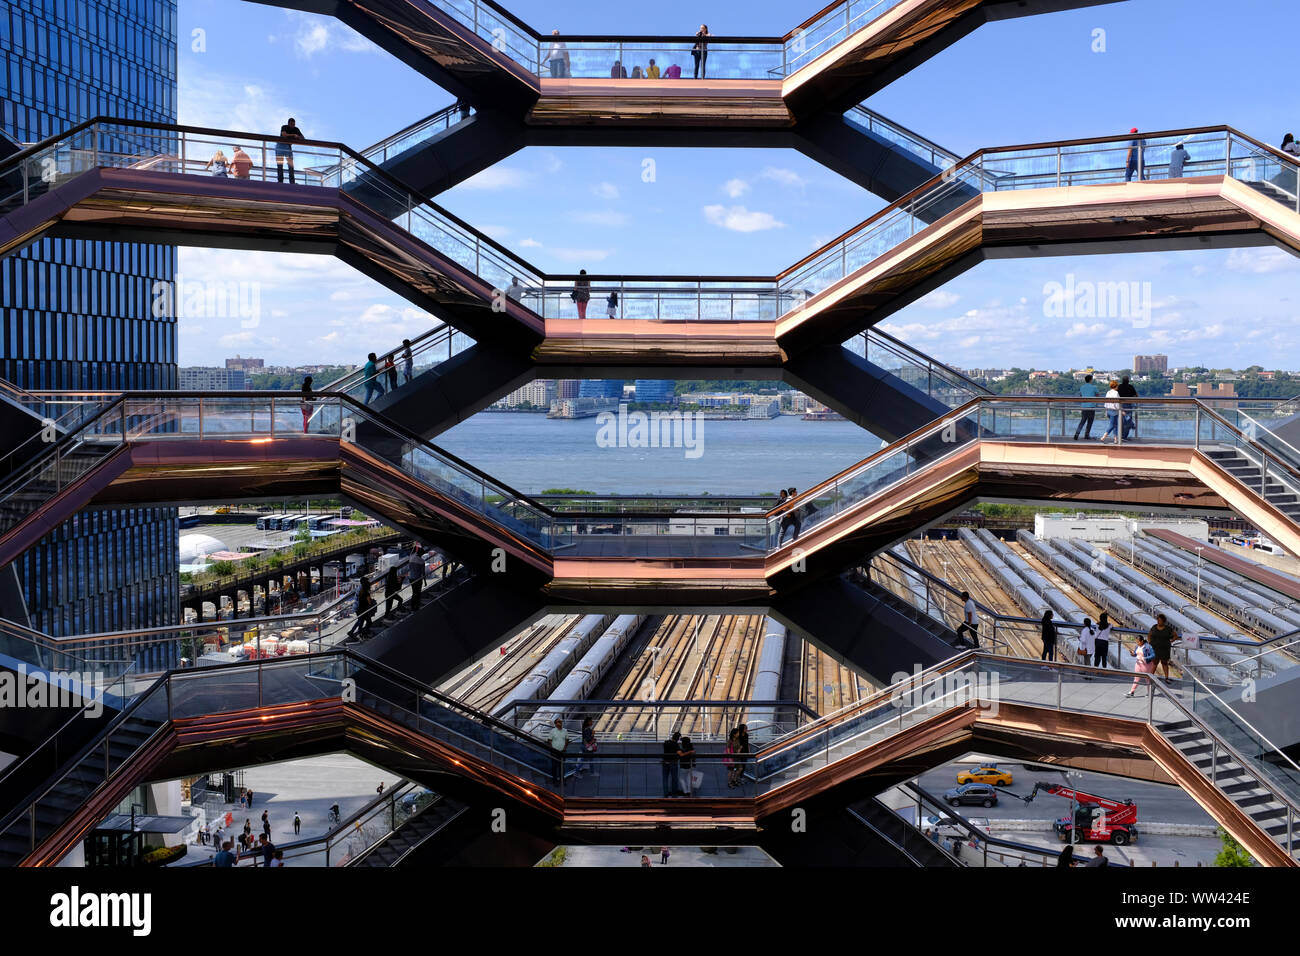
[436,523,1299,747]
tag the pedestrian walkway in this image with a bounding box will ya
[184,754,401,864]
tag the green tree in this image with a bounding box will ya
[1213,828,1255,867]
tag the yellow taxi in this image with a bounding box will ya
[955,765,1013,787]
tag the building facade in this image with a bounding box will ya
[579,379,623,399]
[499,378,555,408]
[633,379,675,404]
[0,0,179,635]
[1133,353,1168,373]
[178,367,248,391]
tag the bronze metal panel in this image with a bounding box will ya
[339,441,554,580]
[1141,725,1296,868]
[537,319,784,368]
[782,0,986,117]
[529,79,790,127]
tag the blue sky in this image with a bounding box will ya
[175,0,1300,373]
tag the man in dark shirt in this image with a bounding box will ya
[214,841,236,868]
[1117,375,1139,440]
[276,117,304,184]
[1147,612,1179,681]
[662,731,682,796]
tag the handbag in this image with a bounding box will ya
[690,769,704,789]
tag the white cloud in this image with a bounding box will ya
[283,12,379,58]
[1064,322,1107,338]
[723,178,750,199]
[458,167,533,191]
[918,290,959,309]
[591,182,620,200]
[519,238,543,248]
[1226,248,1300,274]
[178,71,306,137]
[760,167,807,189]
[702,204,785,233]
[295,23,329,57]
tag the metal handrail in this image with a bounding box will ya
[7,119,1295,324]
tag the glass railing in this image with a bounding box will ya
[845,105,960,169]
[356,104,473,167]
[778,128,1300,309]
[518,279,797,321]
[0,391,564,557]
[320,323,472,407]
[493,698,815,744]
[183,779,440,867]
[0,660,159,865]
[5,648,1297,863]
[782,0,907,76]
[5,393,1298,570]
[0,121,550,307]
[362,0,931,81]
[5,122,1294,333]
[0,608,337,683]
[539,39,785,80]
[845,328,990,408]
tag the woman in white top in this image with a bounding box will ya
[1099,380,1122,443]
[1093,612,1112,668]
[1077,617,1098,665]
[546,30,570,78]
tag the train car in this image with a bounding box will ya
[975,529,1086,624]
[1120,536,1300,638]
[746,617,788,743]
[494,614,613,721]
[523,614,645,738]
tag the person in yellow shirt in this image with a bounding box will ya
[646,58,660,79]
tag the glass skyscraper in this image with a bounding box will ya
[578,380,623,400]
[634,380,675,404]
[0,1,179,635]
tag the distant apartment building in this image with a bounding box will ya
[179,367,248,390]
[501,379,556,408]
[555,379,581,400]
[226,356,265,370]
[1133,354,1168,373]
[784,392,812,413]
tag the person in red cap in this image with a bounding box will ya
[1125,127,1146,182]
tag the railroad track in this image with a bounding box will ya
[593,614,766,740]
[460,614,579,713]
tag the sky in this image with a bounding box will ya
[174,0,1300,373]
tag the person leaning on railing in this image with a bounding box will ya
[299,376,314,434]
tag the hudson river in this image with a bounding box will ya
[436,414,882,495]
